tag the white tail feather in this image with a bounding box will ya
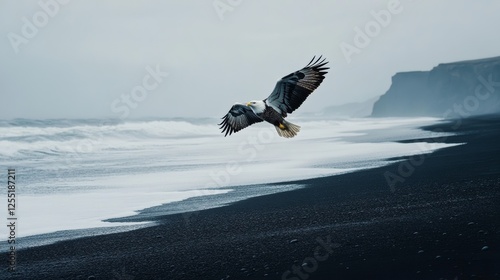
[275,121,301,138]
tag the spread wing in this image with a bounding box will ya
[265,56,329,117]
[219,104,263,136]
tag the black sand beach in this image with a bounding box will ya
[4,115,500,280]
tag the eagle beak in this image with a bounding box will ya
[246,102,251,106]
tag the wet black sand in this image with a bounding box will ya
[4,115,500,279]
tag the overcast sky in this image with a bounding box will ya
[1,0,500,119]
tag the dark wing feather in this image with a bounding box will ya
[265,56,329,117]
[219,104,263,136]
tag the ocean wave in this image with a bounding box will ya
[0,117,443,158]
[0,117,460,245]
[0,119,220,157]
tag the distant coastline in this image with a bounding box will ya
[372,56,500,117]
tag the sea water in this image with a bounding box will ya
[0,117,460,249]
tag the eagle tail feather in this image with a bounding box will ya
[275,121,301,138]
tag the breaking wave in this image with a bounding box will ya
[0,118,219,157]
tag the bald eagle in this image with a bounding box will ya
[219,56,329,138]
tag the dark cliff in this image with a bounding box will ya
[372,56,500,117]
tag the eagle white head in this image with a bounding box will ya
[246,100,266,114]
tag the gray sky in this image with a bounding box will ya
[1,0,500,119]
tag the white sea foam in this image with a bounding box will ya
[17,189,231,238]
[0,117,460,243]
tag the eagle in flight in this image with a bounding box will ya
[219,56,329,138]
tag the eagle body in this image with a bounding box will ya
[258,103,283,127]
[249,101,282,126]
[246,100,301,138]
[219,56,329,138]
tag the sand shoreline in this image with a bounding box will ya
[4,115,500,279]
